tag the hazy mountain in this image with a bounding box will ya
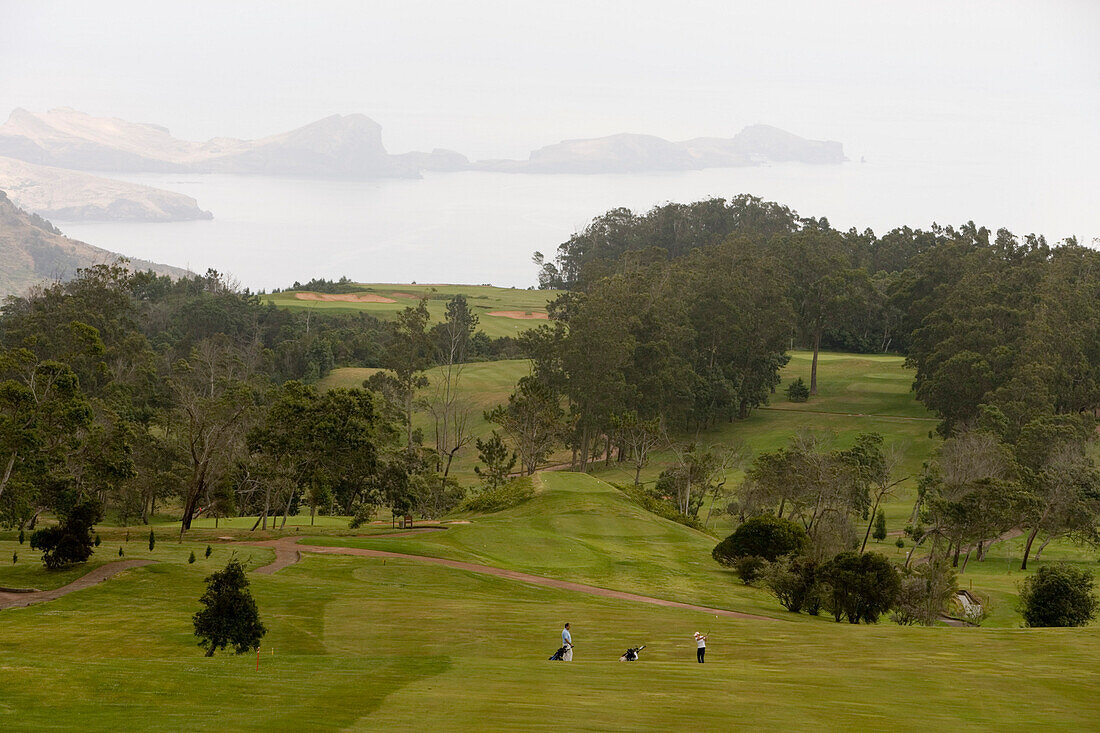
[478,134,698,174]
[682,125,845,166]
[195,113,419,178]
[0,157,212,222]
[0,108,420,179]
[0,108,844,180]
[477,125,844,174]
[0,189,190,297]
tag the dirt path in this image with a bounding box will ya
[251,529,446,574]
[0,560,156,611]
[245,537,771,621]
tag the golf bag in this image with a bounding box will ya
[549,643,572,661]
[619,645,646,662]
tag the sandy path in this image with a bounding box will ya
[487,311,548,320]
[294,292,395,303]
[250,528,448,573]
[246,537,770,620]
[0,560,156,610]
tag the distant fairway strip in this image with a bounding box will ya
[0,560,156,610]
[248,537,771,620]
[757,406,938,421]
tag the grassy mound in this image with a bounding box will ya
[307,472,783,618]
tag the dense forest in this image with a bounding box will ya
[532,195,1099,437]
[0,266,516,532]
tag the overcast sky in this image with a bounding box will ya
[2,0,1097,163]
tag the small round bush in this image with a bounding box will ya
[713,515,809,583]
[188,551,197,564]
[1019,564,1098,628]
[205,545,213,558]
[787,378,810,403]
[820,551,901,624]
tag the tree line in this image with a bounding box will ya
[0,265,520,541]
[516,196,1100,479]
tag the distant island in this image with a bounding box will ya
[0,157,211,223]
[0,108,845,223]
[0,107,844,180]
[475,126,844,174]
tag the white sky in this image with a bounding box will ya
[2,0,1098,163]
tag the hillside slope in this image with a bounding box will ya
[0,190,189,297]
[309,471,784,617]
[0,108,433,179]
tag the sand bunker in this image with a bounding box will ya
[487,311,549,320]
[294,292,396,303]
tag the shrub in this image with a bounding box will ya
[892,557,957,626]
[189,551,197,564]
[713,515,809,583]
[118,547,124,557]
[872,509,887,542]
[94,533,101,547]
[786,378,810,403]
[30,499,103,569]
[408,473,466,519]
[731,556,766,585]
[761,556,822,613]
[473,432,517,491]
[193,559,267,656]
[460,477,535,513]
[11,551,16,564]
[205,545,213,558]
[348,508,370,529]
[895,537,905,549]
[148,530,156,552]
[617,483,706,531]
[1018,564,1098,627]
[18,529,25,544]
[820,551,901,624]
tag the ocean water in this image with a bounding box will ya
[61,157,1097,290]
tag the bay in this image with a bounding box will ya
[61,157,1097,290]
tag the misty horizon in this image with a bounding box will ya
[3,1,1097,165]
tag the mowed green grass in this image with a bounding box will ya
[318,349,937,487]
[1,471,1098,730]
[306,472,785,619]
[591,350,939,536]
[264,283,560,338]
[319,359,560,478]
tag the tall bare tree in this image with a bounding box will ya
[424,295,478,482]
[169,337,261,538]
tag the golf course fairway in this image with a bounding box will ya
[2,471,1099,731]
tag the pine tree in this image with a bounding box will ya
[193,559,267,657]
[872,509,887,542]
